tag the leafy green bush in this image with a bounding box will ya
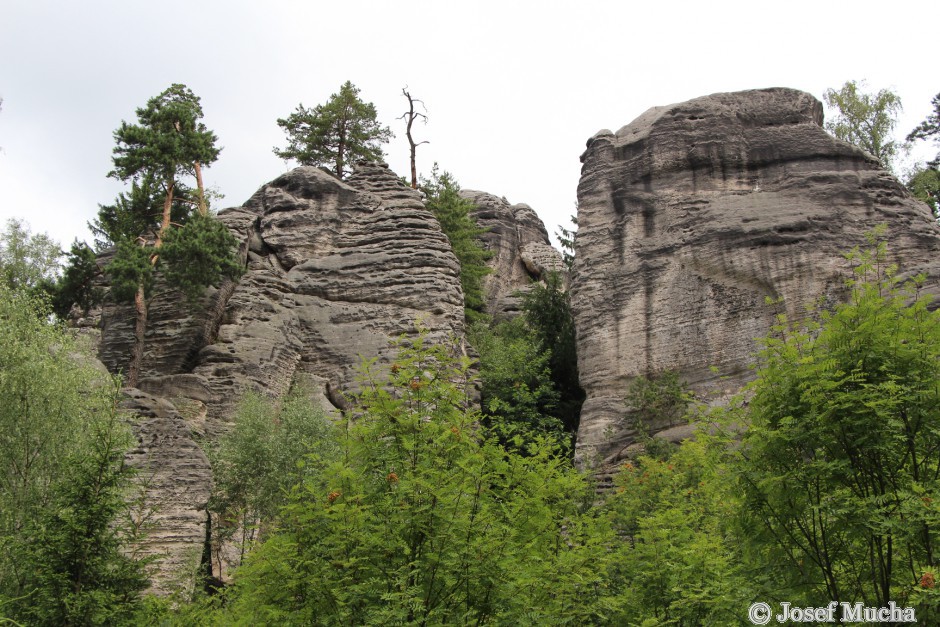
[521,272,584,436]
[208,384,338,568]
[218,335,612,625]
[736,233,940,619]
[606,434,751,625]
[625,369,690,460]
[469,317,564,446]
[0,285,148,625]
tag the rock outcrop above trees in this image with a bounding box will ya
[95,162,563,587]
[571,87,940,471]
[463,190,564,318]
[98,163,473,584]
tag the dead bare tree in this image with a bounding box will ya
[398,88,428,189]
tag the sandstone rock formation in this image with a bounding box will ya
[98,163,467,584]
[122,387,211,595]
[571,87,940,471]
[463,190,565,317]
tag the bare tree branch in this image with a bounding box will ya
[400,87,429,189]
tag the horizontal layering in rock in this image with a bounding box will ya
[463,189,564,318]
[93,162,557,587]
[571,87,940,471]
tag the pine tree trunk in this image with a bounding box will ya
[336,118,346,178]
[194,161,207,215]
[336,140,345,179]
[156,179,175,248]
[128,283,147,388]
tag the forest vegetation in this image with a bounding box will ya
[1,82,939,625]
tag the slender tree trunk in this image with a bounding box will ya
[337,120,346,179]
[156,179,176,249]
[135,177,174,387]
[399,89,427,189]
[194,161,207,215]
[406,94,418,188]
[128,283,147,388]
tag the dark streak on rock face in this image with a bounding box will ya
[571,87,940,472]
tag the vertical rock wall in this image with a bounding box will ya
[571,88,940,470]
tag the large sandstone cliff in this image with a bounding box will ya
[94,163,558,587]
[571,87,940,470]
[99,164,468,587]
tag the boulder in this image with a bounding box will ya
[571,87,940,471]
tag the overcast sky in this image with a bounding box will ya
[1,0,936,253]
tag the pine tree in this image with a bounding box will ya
[101,87,240,386]
[907,91,940,167]
[274,81,392,179]
[110,84,220,243]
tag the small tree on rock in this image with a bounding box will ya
[906,92,940,216]
[398,87,428,189]
[420,166,492,322]
[110,84,220,243]
[823,80,903,172]
[274,81,392,179]
[102,86,240,386]
[907,91,940,167]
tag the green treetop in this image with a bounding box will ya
[420,166,492,323]
[0,217,61,293]
[110,83,220,243]
[823,80,903,172]
[102,87,239,386]
[274,81,393,179]
[905,92,940,216]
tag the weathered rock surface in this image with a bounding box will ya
[98,163,467,583]
[463,190,564,317]
[122,387,211,594]
[571,87,940,470]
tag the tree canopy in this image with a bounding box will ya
[111,83,220,240]
[420,166,492,322]
[274,81,393,179]
[824,80,903,172]
[735,231,940,620]
[0,217,61,292]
